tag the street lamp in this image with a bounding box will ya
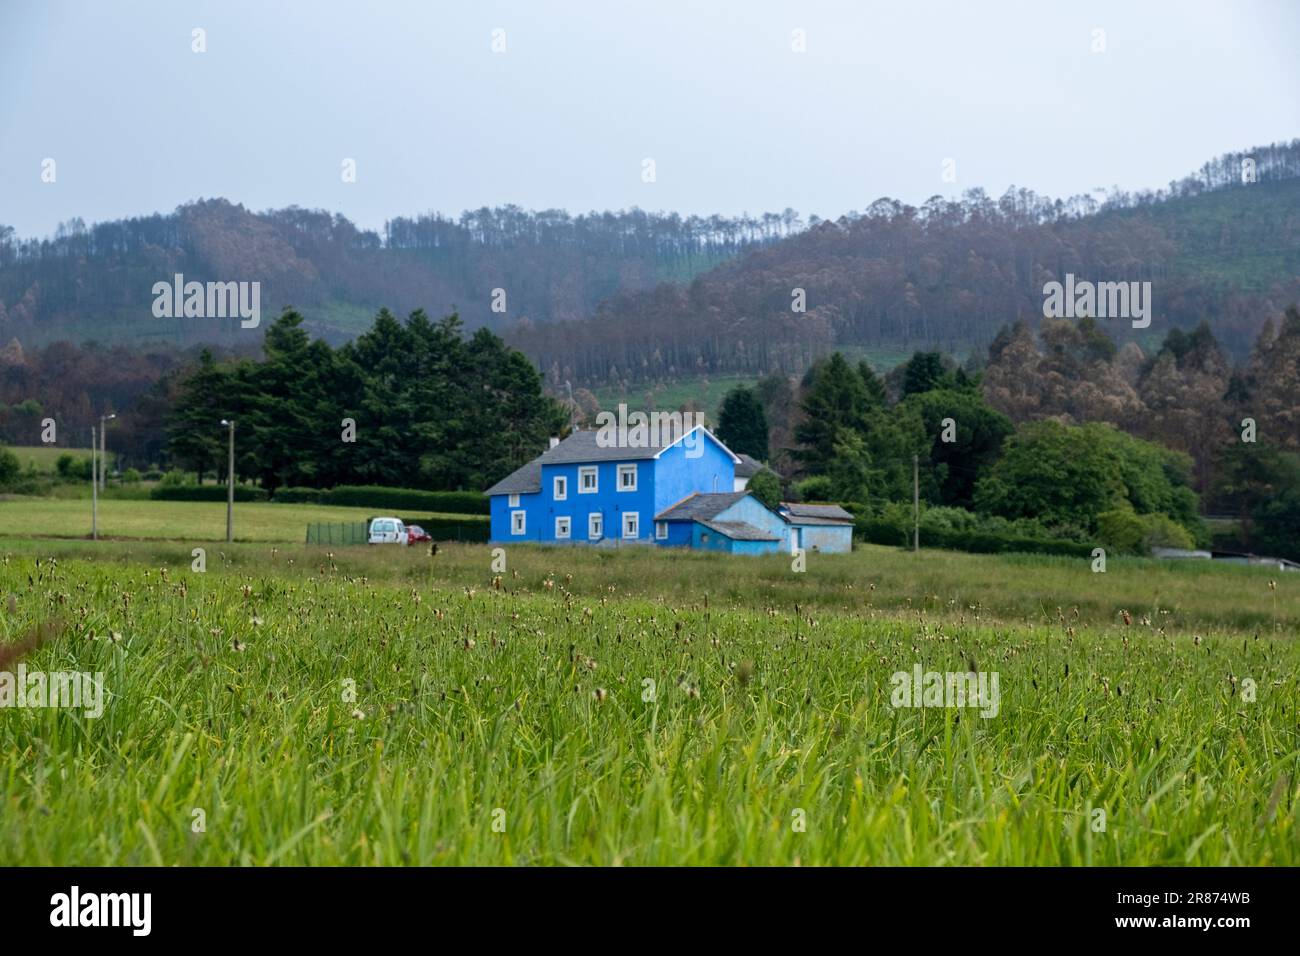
[220,419,235,543]
[91,424,98,541]
[99,413,116,492]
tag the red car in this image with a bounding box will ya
[406,524,432,545]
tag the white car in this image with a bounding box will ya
[367,516,409,545]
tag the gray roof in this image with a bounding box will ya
[700,519,780,541]
[735,454,763,478]
[484,428,734,496]
[483,459,543,497]
[780,502,854,524]
[655,491,750,522]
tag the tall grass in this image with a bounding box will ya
[0,548,1295,865]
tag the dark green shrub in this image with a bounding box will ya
[272,487,324,504]
[150,484,268,502]
[322,486,488,515]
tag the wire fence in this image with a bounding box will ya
[305,518,490,545]
[305,521,369,546]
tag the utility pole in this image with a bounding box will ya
[91,425,98,541]
[912,454,919,552]
[221,419,235,543]
[99,412,116,491]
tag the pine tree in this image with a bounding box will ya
[716,386,769,460]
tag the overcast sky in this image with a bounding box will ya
[2,0,1297,239]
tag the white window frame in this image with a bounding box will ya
[511,510,526,535]
[617,463,638,492]
[508,493,520,507]
[623,511,639,539]
[655,520,668,540]
[553,475,567,501]
[588,512,603,540]
[578,466,598,494]
[555,516,571,539]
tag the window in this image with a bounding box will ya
[578,466,598,494]
[553,476,567,501]
[508,493,520,507]
[555,516,571,539]
[623,512,639,539]
[655,521,667,540]
[617,464,638,492]
[589,513,603,539]
[511,511,526,535]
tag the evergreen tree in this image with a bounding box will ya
[794,353,871,474]
[900,351,949,397]
[902,388,1014,507]
[716,385,769,460]
[857,361,887,406]
[165,348,231,482]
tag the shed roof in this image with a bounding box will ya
[780,502,854,524]
[699,519,781,542]
[655,491,750,522]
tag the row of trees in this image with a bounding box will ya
[0,336,252,463]
[164,308,565,493]
[983,308,1300,508]
[713,307,1300,558]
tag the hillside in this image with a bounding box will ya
[513,142,1300,391]
[2,141,1297,393]
[0,204,793,348]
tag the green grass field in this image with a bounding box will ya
[592,375,758,422]
[0,535,1297,865]
[7,446,94,474]
[0,497,485,543]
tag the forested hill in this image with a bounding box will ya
[2,141,1298,387]
[0,204,797,348]
[511,141,1300,390]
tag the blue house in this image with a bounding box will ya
[484,427,853,554]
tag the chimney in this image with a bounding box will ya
[549,436,560,448]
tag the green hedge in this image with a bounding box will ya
[150,484,268,502]
[272,486,325,504]
[404,515,490,542]
[319,486,488,514]
[854,512,1093,558]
